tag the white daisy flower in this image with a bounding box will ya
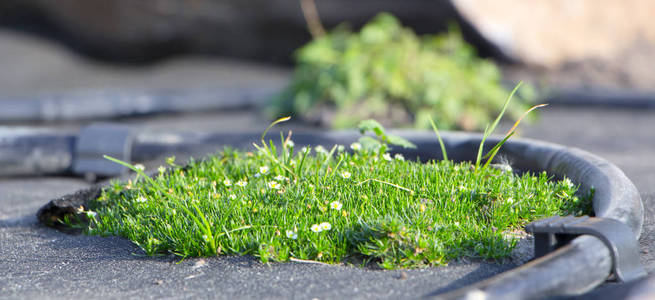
[259,166,270,175]
[285,140,295,148]
[85,211,97,218]
[341,171,351,179]
[158,166,166,174]
[223,179,232,186]
[382,153,392,161]
[286,230,298,240]
[274,175,288,181]
[320,222,332,231]
[136,196,147,203]
[268,181,281,190]
[311,224,322,233]
[394,153,405,161]
[134,164,145,172]
[330,201,342,210]
[350,142,362,151]
[236,180,248,187]
[229,194,237,200]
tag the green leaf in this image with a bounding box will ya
[358,119,385,136]
[386,134,416,149]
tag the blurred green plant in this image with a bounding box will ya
[268,12,535,131]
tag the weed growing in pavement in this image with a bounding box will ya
[77,114,590,269]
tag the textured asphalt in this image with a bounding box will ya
[1,29,654,299]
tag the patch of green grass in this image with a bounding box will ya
[81,128,589,269]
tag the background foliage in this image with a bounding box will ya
[269,13,535,130]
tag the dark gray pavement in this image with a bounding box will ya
[1,30,654,299]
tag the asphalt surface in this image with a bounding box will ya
[1,29,654,299]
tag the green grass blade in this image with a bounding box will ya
[261,116,291,143]
[481,103,548,168]
[475,124,490,169]
[481,132,515,169]
[475,82,523,169]
[488,82,522,138]
[103,155,160,189]
[427,115,448,161]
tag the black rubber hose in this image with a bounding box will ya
[0,128,75,176]
[0,87,276,122]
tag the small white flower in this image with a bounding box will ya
[223,179,232,186]
[330,201,342,210]
[236,180,248,187]
[268,181,281,190]
[563,178,574,188]
[229,194,237,200]
[301,146,310,154]
[158,166,166,174]
[136,196,147,203]
[341,171,351,179]
[337,145,345,152]
[320,222,332,231]
[274,175,288,181]
[506,197,514,204]
[382,153,392,161]
[286,230,298,240]
[315,145,327,154]
[394,153,405,161]
[259,166,270,175]
[134,164,145,172]
[285,140,295,148]
[202,235,209,241]
[350,142,362,151]
[85,211,97,218]
[311,224,322,233]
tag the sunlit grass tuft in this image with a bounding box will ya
[82,130,590,269]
